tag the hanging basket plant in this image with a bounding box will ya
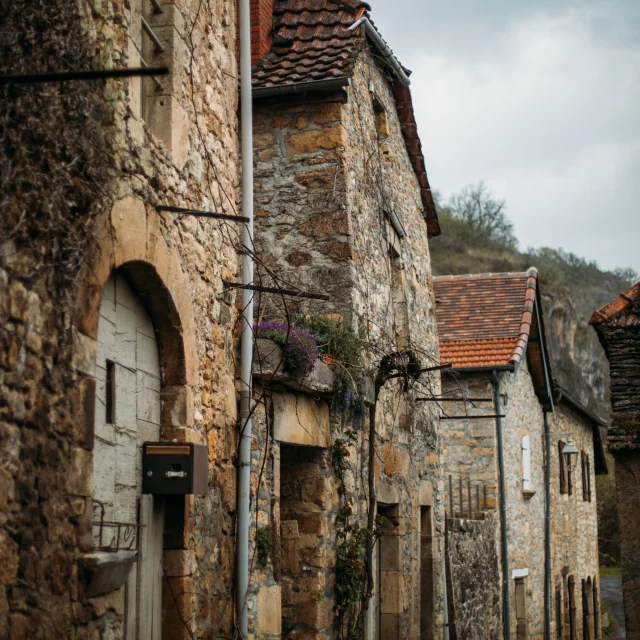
[254,322,319,378]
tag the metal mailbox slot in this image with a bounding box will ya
[142,442,208,495]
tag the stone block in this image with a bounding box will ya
[164,550,197,577]
[273,392,330,448]
[257,585,281,636]
[72,331,97,377]
[286,125,345,156]
[67,448,93,497]
[380,571,408,614]
[297,598,332,630]
[79,551,136,598]
[161,386,194,427]
[313,102,342,125]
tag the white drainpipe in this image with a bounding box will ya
[237,0,254,635]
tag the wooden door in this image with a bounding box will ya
[95,273,164,639]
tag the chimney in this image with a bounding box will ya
[237,0,274,65]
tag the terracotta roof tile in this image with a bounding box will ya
[251,0,440,236]
[589,281,640,327]
[434,269,539,369]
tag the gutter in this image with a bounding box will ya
[349,17,411,87]
[442,364,515,375]
[237,0,254,635]
[544,411,552,640]
[252,77,351,99]
[493,370,512,640]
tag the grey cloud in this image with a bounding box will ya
[369,0,640,274]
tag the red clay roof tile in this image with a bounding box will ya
[589,281,640,327]
[434,269,539,369]
[251,0,440,236]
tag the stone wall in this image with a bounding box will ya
[250,44,445,639]
[446,513,502,640]
[440,373,499,514]
[497,361,547,639]
[596,308,640,639]
[549,401,602,640]
[0,0,240,638]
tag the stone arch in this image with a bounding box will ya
[72,197,201,637]
[74,195,198,387]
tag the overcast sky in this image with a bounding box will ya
[371,1,640,275]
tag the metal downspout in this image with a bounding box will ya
[237,0,254,635]
[493,370,512,640]
[544,410,552,640]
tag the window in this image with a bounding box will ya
[420,507,434,638]
[568,576,577,640]
[559,441,572,496]
[389,245,409,352]
[555,584,563,638]
[592,578,599,638]
[522,435,532,492]
[371,92,390,138]
[581,451,592,502]
[515,578,529,639]
[127,0,187,167]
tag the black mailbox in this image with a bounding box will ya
[142,442,208,495]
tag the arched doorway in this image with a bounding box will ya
[93,271,164,639]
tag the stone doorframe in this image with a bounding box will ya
[69,196,200,639]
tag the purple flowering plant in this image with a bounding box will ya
[254,322,319,378]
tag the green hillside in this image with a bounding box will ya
[429,184,637,323]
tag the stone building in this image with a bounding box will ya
[548,386,607,640]
[591,282,640,640]
[434,270,606,640]
[1,0,241,638]
[242,0,446,638]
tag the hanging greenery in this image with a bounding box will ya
[254,322,319,378]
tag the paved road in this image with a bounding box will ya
[601,576,626,638]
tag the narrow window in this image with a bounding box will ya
[581,451,588,501]
[556,584,563,638]
[582,579,590,640]
[105,359,115,424]
[568,576,577,640]
[389,245,409,352]
[515,577,529,639]
[371,93,389,138]
[559,441,566,494]
[420,507,434,638]
[586,455,592,502]
[522,435,531,491]
[592,578,599,638]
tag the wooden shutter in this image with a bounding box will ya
[522,435,531,491]
[581,451,587,501]
[586,455,592,502]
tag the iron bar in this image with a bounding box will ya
[150,0,164,12]
[386,363,453,382]
[0,66,169,86]
[142,16,165,53]
[157,205,249,223]
[223,281,330,301]
[416,396,493,403]
[441,414,506,420]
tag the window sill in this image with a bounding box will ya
[522,490,536,500]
